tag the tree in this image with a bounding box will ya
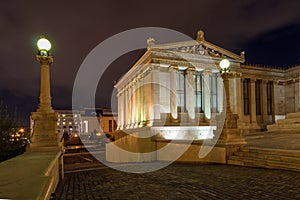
[0,102,29,162]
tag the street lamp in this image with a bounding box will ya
[30,35,58,148]
[219,59,232,113]
[37,37,52,56]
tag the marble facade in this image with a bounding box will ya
[108,30,300,163]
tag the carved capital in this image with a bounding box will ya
[36,55,53,66]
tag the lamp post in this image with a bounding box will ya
[30,36,59,148]
[216,59,246,145]
[219,59,232,114]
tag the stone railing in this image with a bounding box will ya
[0,147,63,200]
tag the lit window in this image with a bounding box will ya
[69,122,72,125]
[74,114,78,117]
[62,114,66,117]
[63,122,66,125]
[57,123,60,125]
[109,120,113,132]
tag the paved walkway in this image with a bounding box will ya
[54,162,300,200]
[54,131,300,199]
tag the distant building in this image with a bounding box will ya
[30,108,117,137]
[82,108,117,136]
[56,110,83,135]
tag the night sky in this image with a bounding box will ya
[1,0,300,126]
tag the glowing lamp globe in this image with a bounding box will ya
[219,59,230,70]
[37,38,51,51]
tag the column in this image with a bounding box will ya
[217,74,223,113]
[261,80,268,123]
[169,66,178,120]
[138,74,144,125]
[152,65,161,120]
[125,87,130,128]
[235,74,242,117]
[131,80,137,127]
[250,78,257,123]
[117,90,122,130]
[37,56,54,112]
[203,70,211,120]
[186,68,195,120]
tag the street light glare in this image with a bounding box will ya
[219,59,230,69]
[37,38,51,51]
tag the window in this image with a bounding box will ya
[109,120,113,132]
[243,78,250,115]
[210,73,218,113]
[194,72,203,113]
[255,80,261,115]
[114,120,117,131]
[176,70,186,112]
[267,81,273,115]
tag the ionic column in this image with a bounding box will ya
[117,90,122,129]
[250,78,257,123]
[186,68,195,120]
[169,66,178,120]
[139,74,144,124]
[152,65,161,120]
[131,79,137,127]
[235,74,243,117]
[203,70,211,120]
[125,87,131,128]
[217,74,223,113]
[261,80,268,123]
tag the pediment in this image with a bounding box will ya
[148,33,245,63]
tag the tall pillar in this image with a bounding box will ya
[203,70,211,120]
[139,74,145,125]
[118,90,125,130]
[261,80,268,124]
[235,74,242,117]
[186,68,195,120]
[152,65,161,121]
[131,80,137,127]
[250,78,257,124]
[217,74,224,113]
[125,87,130,129]
[31,55,58,147]
[169,66,178,121]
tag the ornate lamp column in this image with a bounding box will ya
[215,59,246,146]
[30,37,59,148]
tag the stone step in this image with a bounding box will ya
[286,112,300,119]
[228,156,300,171]
[267,123,300,131]
[241,147,300,157]
[234,151,300,164]
[276,118,300,124]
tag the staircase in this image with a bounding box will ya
[268,111,300,131]
[228,147,300,171]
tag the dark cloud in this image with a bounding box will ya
[0,0,300,125]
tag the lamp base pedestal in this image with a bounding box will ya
[30,111,59,148]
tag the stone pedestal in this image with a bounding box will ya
[30,55,59,148]
[31,111,59,147]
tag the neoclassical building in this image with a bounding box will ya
[107,30,300,163]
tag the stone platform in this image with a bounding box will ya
[268,111,300,131]
[228,131,300,171]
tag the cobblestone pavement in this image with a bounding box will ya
[54,162,300,200]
